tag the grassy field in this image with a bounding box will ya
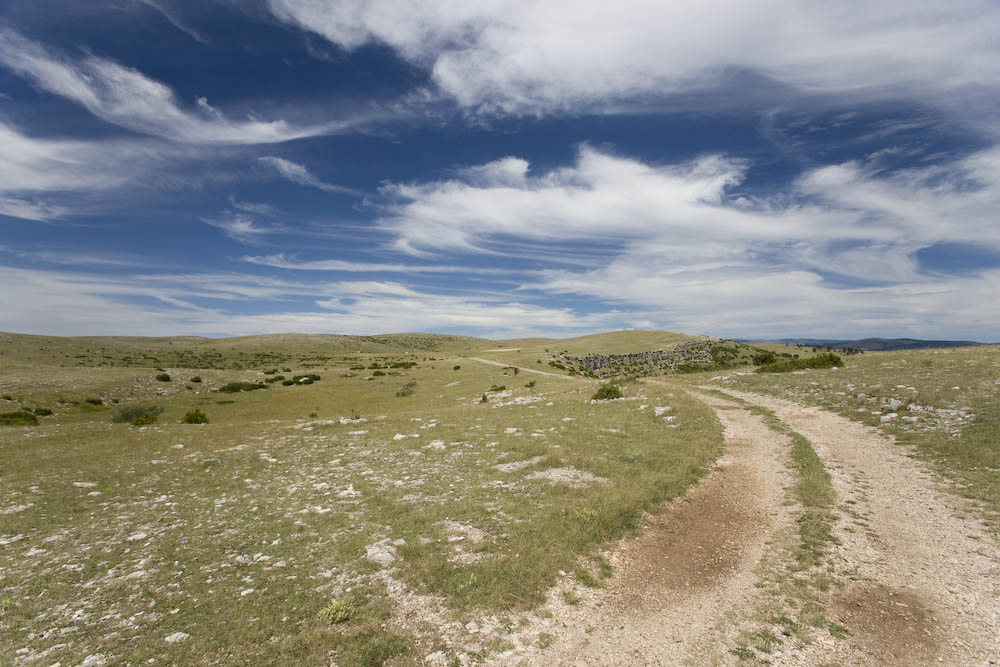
[693,345,1000,532]
[0,332,723,665]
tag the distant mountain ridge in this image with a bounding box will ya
[749,337,989,351]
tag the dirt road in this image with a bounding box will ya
[495,389,1000,665]
[465,356,580,379]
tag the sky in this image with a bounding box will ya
[1,1,999,341]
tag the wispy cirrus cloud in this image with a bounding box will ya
[243,253,524,275]
[201,212,285,243]
[258,156,361,195]
[0,265,606,337]
[0,196,66,221]
[0,27,341,143]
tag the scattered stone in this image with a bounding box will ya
[164,632,189,644]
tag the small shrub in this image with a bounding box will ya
[372,370,385,377]
[190,376,202,383]
[480,394,488,403]
[0,411,38,426]
[132,412,159,426]
[112,404,163,423]
[181,409,209,424]
[591,384,623,401]
[756,353,844,374]
[1,394,13,401]
[84,397,103,406]
[281,379,295,386]
[316,599,355,624]
[292,374,321,383]
[525,380,536,389]
[452,365,461,371]
[33,408,53,416]
[396,381,416,397]
[217,381,267,393]
[489,385,506,392]
[156,373,171,382]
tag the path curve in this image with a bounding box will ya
[722,389,1000,665]
[497,392,795,665]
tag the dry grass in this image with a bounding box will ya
[0,334,722,665]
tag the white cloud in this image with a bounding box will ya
[0,196,66,221]
[368,145,1000,338]
[258,156,360,194]
[266,0,1000,116]
[242,253,522,275]
[201,212,284,242]
[0,266,607,338]
[0,120,203,220]
[0,27,338,144]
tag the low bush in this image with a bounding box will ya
[217,381,267,393]
[453,365,461,370]
[190,376,202,383]
[372,370,385,377]
[112,404,163,424]
[0,411,38,426]
[33,408,53,416]
[281,380,295,386]
[156,373,171,382]
[292,374,321,383]
[389,361,417,369]
[84,397,103,406]
[396,381,416,397]
[756,353,844,374]
[591,384,623,400]
[181,409,209,424]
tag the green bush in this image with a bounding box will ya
[591,384,623,400]
[756,353,844,374]
[84,397,103,406]
[316,600,355,624]
[190,376,202,383]
[292,374,321,383]
[372,370,385,377]
[453,365,461,370]
[396,381,416,397]
[155,373,171,382]
[112,404,163,424]
[132,412,159,426]
[0,411,38,426]
[33,408,53,416]
[181,409,209,424]
[217,381,267,393]
[281,379,295,386]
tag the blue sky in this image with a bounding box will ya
[1,1,999,340]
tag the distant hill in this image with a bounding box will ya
[752,337,988,351]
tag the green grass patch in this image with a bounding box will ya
[756,353,843,373]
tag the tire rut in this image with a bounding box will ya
[721,389,1000,666]
[497,393,795,666]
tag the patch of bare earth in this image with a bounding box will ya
[723,389,1000,666]
[495,393,794,665]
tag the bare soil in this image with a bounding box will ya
[499,390,1000,666]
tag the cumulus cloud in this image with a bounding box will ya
[0,27,337,143]
[266,0,1000,116]
[369,145,1000,338]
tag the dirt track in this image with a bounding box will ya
[497,389,1000,666]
